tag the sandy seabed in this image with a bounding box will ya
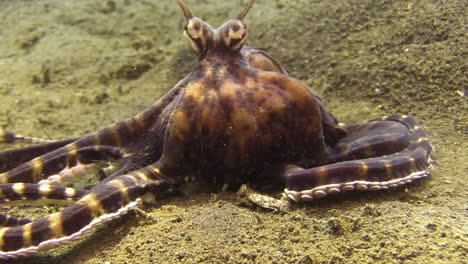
[0,0,466,263]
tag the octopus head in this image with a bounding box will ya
[176,0,254,59]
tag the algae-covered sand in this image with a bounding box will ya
[0,0,466,263]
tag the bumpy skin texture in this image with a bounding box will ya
[0,0,433,259]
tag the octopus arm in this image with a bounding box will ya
[0,163,169,259]
[0,138,79,173]
[281,115,434,202]
[0,145,126,184]
[0,184,88,227]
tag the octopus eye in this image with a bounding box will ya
[231,24,241,32]
[183,18,212,58]
[184,30,201,55]
[220,0,253,51]
[176,0,214,58]
[223,21,248,51]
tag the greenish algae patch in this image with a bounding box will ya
[0,0,466,263]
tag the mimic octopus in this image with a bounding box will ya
[0,0,433,259]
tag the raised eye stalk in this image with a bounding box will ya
[175,0,193,20]
[175,0,254,21]
[236,0,254,20]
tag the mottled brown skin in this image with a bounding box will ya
[157,50,345,188]
[0,0,433,259]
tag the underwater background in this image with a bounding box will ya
[0,0,466,263]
